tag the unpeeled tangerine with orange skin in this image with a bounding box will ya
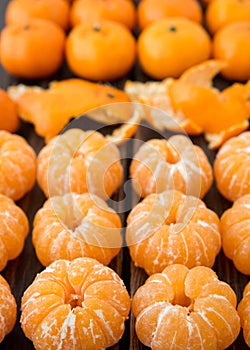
[37,128,123,200]
[126,189,221,275]
[0,194,29,272]
[0,275,17,343]
[21,257,130,350]
[132,264,240,350]
[238,282,250,347]
[221,194,250,275]
[32,192,122,267]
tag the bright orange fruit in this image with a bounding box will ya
[5,0,70,30]
[0,275,17,343]
[70,0,136,30]
[0,131,36,201]
[37,128,123,199]
[137,0,202,30]
[137,17,211,79]
[32,192,122,266]
[0,195,29,272]
[0,89,19,133]
[221,194,250,275]
[214,132,250,202]
[0,18,65,79]
[126,189,221,275]
[238,281,250,347]
[21,257,130,349]
[132,264,240,349]
[130,134,213,199]
[66,20,136,81]
[206,0,250,35]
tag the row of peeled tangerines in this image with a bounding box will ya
[0,127,250,347]
[1,0,250,81]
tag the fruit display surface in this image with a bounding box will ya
[0,0,249,349]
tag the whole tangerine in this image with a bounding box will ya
[212,21,250,81]
[70,0,136,30]
[137,0,202,30]
[0,89,19,133]
[5,0,70,31]
[206,0,250,35]
[66,20,136,81]
[0,18,65,80]
[137,17,211,79]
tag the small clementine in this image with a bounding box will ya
[66,20,136,81]
[0,89,19,133]
[212,21,250,81]
[70,0,136,30]
[0,18,65,80]
[137,17,211,79]
[137,0,202,30]
[5,0,70,31]
[206,0,250,35]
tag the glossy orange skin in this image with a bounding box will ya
[137,0,202,30]
[66,20,136,81]
[0,18,65,80]
[5,0,70,30]
[137,18,211,79]
[70,0,136,30]
[206,0,250,35]
[213,21,250,81]
[0,89,19,133]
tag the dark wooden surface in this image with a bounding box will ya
[0,1,249,349]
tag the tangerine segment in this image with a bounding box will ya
[214,132,250,202]
[238,282,250,346]
[21,257,130,349]
[8,79,130,142]
[0,275,17,344]
[126,190,221,275]
[220,194,250,274]
[130,135,213,199]
[32,192,122,267]
[0,89,19,133]
[0,194,29,272]
[37,128,123,199]
[132,264,239,349]
[0,131,36,201]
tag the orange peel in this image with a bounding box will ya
[8,78,130,142]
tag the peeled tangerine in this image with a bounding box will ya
[0,275,16,343]
[37,128,123,199]
[0,194,29,271]
[126,190,221,275]
[238,281,250,347]
[221,194,250,275]
[214,131,250,202]
[130,134,213,199]
[21,257,130,350]
[32,192,122,267]
[0,131,36,200]
[132,264,240,350]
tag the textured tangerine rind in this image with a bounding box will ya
[126,190,221,275]
[221,193,250,275]
[0,275,17,343]
[132,264,240,350]
[238,282,250,346]
[0,130,36,201]
[21,257,130,349]
[0,194,29,271]
[32,192,122,267]
[37,128,123,199]
[214,132,250,202]
[130,135,213,199]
